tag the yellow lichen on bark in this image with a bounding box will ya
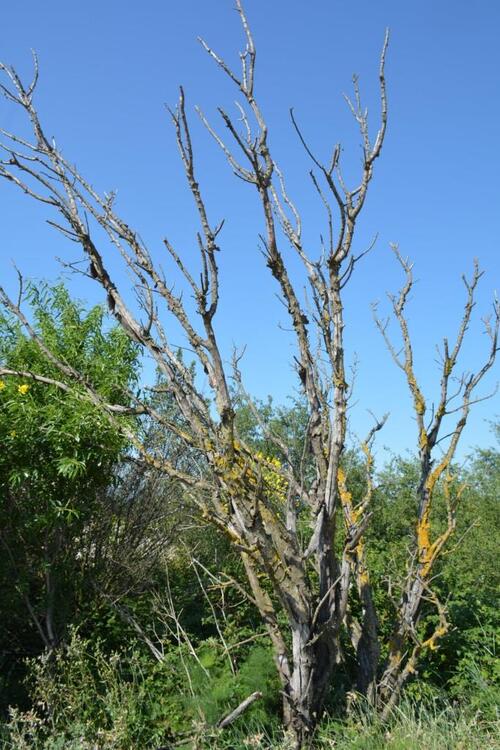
[405,367,426,416]
[333,371,347,389]
[414,395,425,416]
[416,505,431,567]
[255,451,288,503]
[361,441,373,475]
[419,428,428,451]
[416,457,451,574]
[423,624,448,651]
[338,468,369,588]
[425,456,449,495]
[215,442,288,504]
[357,544,370,586]
[338,467,356,521]
[337,467,350,501]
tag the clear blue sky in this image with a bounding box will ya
[1,0,498,461]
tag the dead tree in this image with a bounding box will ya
[373,249,498,716]
[0,3,497,746]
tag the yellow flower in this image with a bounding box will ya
[18,384,30,395]
[0,380,5,390]
[10,430,16,438]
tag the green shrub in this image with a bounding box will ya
[3,632,180,749]
[2,629,281,749]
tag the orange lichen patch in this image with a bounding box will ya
[422,624,448,652]
[338,467,357,521]
[352,538,370,589]
[405,368,426,416]
[386,647,403,672]
[358,572,369,586]
[419,428,428,451]
[416,506,431,568]
[425,456,449,495]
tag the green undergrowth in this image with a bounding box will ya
[1,630,498,749]
[4,701,498,749]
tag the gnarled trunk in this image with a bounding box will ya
[282,624,339,748]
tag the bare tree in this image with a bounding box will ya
[0,3,497,746]
[373,249,498,716]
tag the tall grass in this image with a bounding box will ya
[314,699,500,750]
[4,699,498,749]
[1,631,498,749]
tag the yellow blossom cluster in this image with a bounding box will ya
[0,381,30,394]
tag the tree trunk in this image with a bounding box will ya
[355,583,380,703]
[280,615,340,748]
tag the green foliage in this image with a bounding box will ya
[0,283,139,503]
[358,437,500,709]
[0,288,498,744]
[3,632,178,749]
[2,630,281,749]
[0,282,140,707]
[426,441,500,714]
[185,641,280,728]
[5,648,498,750]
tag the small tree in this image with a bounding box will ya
[0,3,497,745]
[0,284,139,679]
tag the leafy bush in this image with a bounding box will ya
[2,629,281,749]
[3,632,180,748]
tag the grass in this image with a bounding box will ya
[187,698,499,750]
[3,699,499,749]
[2,637,498,749]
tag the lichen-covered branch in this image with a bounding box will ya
[375,251,498,710]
